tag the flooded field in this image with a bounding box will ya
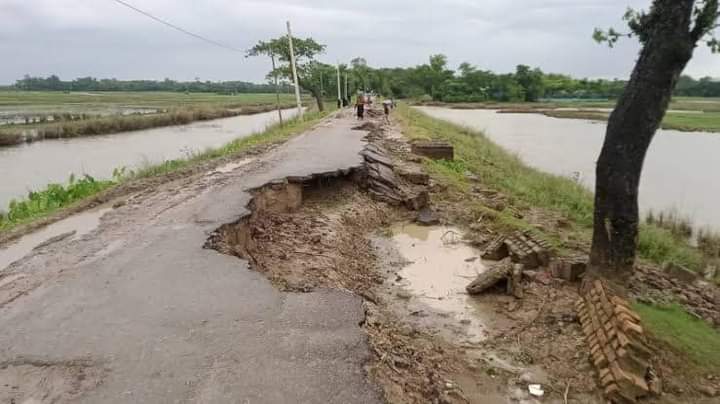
[417,106,720,231]
[0,108,296,209]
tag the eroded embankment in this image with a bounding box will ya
[201,123,493,403]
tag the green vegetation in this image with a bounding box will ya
[0,90,296,108]
[634,303,720,370]
[0,91,299,146]
[0,175,115,230]
[0,108,331,233]
[396,104,706,270]
[543,108,720,133]
[13,75,289,94]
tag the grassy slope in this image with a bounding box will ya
[396,104,703,269]
[397,104,720,370]
[0,108,331,232]
[635,303,720,371]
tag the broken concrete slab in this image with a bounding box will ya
[480,231,552,269]
[466,258,513,295]
[550,256,587,282]
[411,140,454,160]
[397,169,430,185]
[416,207,440,226]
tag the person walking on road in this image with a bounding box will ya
[382,99,392,123]
[356,94,365,120]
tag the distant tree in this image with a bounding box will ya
[247,36,328,111]
[514,65,545,102]
[590,0,719,277]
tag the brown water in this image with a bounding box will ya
[417,106,720,231]
[390,223,496,343]
[0,108,297,209]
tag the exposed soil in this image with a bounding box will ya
[206,109,720,403]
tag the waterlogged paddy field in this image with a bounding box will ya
[417,106,720,232]
[0,91,298,125]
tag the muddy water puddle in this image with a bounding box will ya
[0,207,111,271]
[386,223,503,344]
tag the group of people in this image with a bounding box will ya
[354,92,395,122]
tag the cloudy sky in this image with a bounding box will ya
[2,0,720,84]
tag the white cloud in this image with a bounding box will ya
[1,0,717,83]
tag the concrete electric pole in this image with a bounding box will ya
[286,21,303,118]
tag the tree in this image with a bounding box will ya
[514,65,545,102]
[247,36,327,110]
[590,0,719,277]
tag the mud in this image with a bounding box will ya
[383,223,497,344]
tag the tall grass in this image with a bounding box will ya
[396,104,705,270]
[0,108,331,233]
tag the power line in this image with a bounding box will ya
[109,0,244,53]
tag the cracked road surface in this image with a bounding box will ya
[0,112,382,403]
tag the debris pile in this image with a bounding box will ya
[577,280,661,403]
[481,231,552,269]
[465,231,552,296]
[360,144,428,211]
[631,265,720,328]
[550,256,587,281]
[465,258,524,298]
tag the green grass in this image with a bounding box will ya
[0,108,332,233]
[0,90,298,108]
[544,108,720,133]
[433,96,720,133]
[634,303,720,370]
[0,174,115,231]
[397,104,705,270]
[0,91,304,145]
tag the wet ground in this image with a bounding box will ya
[0,207,110,271]
[382,223,497,344]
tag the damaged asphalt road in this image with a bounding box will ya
[0,111,382,403]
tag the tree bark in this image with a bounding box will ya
[590,0,696,277]
[311,88,324,112]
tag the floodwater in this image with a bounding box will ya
[0,108,297,209]
[417,106,720,231]
[0,207,111,271]
[390,223,496,343]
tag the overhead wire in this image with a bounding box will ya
[109,0,244,53]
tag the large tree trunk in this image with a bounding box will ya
[311,89,324,112]
[590,0,696,277]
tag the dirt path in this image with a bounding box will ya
[0,110,382,403]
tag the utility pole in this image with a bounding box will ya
[336,63,342,107]
[286,20,303,118]
[344,73,348,103]
[319,70,324,98]
[270,50,283,125]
